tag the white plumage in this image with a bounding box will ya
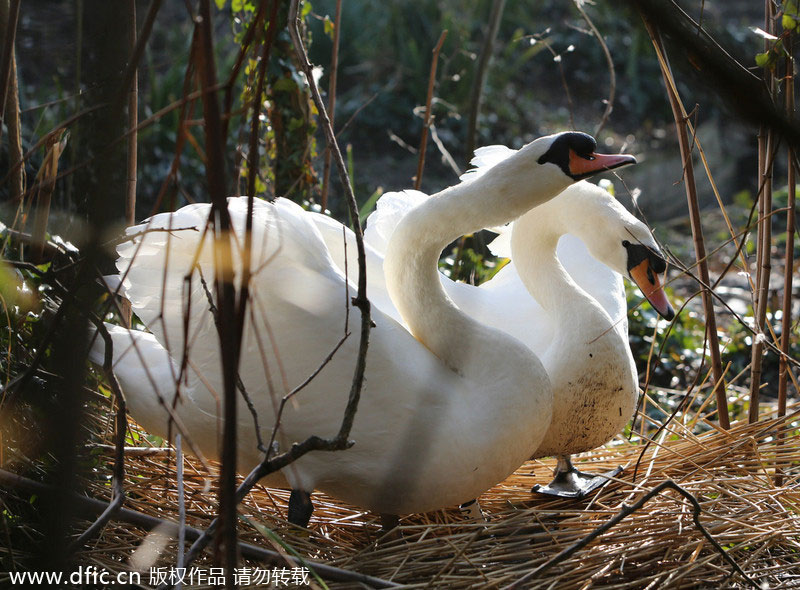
[91,132,637,516]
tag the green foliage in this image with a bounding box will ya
[358,187,384,223]
[752,2,800,70]
[231,1,320,203]
[439,238,503,285]
[306,0,671,163]
[783,0,800,31]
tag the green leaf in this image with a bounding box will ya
[755,51,774,68]
[323,16,334,38]
[0,259,37,313]
[232,0,244,11]
[359,187,384,222]
[273,77,298,92]
[214,0,227,9]
[784,0,800,30]
[254,175,266,195]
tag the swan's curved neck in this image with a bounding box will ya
[384,160,567,372]
[511,202,608,330]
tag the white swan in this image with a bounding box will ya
[313,157,673,498]
[91,132,636,523]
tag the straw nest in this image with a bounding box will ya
[4,395,800,589]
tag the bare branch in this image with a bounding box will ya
[777,37,796,485]
[287,0,371,443]
[68,320,127,551]
[0,0,20,144]
[320,0,343,211]
[466,0,505,159]
[574,0,615,136]
[0,468,400,589]
[194,0,239,579]
[414,30,448,190]
[641,15,729,429]
[503,480,759,590]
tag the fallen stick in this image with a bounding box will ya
[0,468,400,589]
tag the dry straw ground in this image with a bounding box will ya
[5,395,794,589]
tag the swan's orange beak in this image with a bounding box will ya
[568,151,637,180]
[629,259,675,321]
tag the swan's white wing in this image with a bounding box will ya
[110,197,541,513]
[117,197,335,362]
[307,210,403,324]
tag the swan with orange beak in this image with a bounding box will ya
[624,240,675,321]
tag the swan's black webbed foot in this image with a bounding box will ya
[379,513,399,531]
[459,498,487,522]
[288,489,314,527]
[377,513,403,542]
[531,455,622,499]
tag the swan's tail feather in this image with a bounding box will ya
[87,327,109,368]
[88,323,177,382]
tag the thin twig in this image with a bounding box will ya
[430,123,462,177]
[0,0,24,204]
[91,445,172,456]
[245,0,278,201]
[414,30,448,190]
[220,0,269,140]
[126,0,138,226]
[642,16,729,429]
[198,273,267,453]
[574,0,615,135]
[0,468,400,589]
[67,320,127,551]
[231,0,281,461]
[502,480,759,590]
[149,28,199,217]
[194,1,238,581]
[176,434,185,590]
[750,1,777,424]
[122,0,139,328]
[320,0,342,211]
[288,0,371,445]
[0,0,20,144]
[777,36,796,486]
[264,333,350,459]
[466,0,505,159]
[118,0,162,120]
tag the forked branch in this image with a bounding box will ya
[504,480,758,589]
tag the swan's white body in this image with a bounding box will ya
[312,153,663,461]
[91,134,630,515]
